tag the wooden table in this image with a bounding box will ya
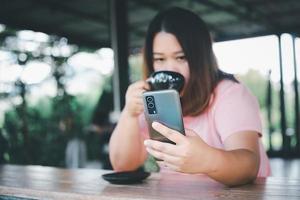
[0,165,300,200]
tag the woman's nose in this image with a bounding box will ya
[164,60,178,71]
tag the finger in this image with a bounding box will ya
[132,90,147,98]
[157,161,180,172]
[152,122,186,144]
[135,105,144,114]
[132,81,149,90]
[127,83,142,93]
[132,98,144,106]
[144,139,181,157]
[143,81,151,90]
[162,161,180,172]
[145,147,179,163]
[133,103,144,111]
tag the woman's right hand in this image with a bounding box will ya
[123,80,150,118]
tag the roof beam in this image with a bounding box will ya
[193,0,275,30]
[129,0,227,45]
[230,0,279,30]
[245,0,296,6]
[1,0,35,16]
[28,0,147,49]
[0,15,109,49]
[130,0,169,11]
[29,0,109,25]
[214,23,300,42]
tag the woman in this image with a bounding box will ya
[109,7,271,186]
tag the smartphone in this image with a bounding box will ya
[142,89,185,144]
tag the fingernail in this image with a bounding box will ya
[152,121,159,128]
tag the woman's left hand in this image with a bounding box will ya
[144,121,218,174]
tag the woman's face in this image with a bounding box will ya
[152,32,190,84]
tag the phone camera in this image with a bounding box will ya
[147,102,154,108]
[146,96,153,102]
[145,95,157,114]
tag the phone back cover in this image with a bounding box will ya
[143,90,185,143]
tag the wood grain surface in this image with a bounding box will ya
[1,165,300,200]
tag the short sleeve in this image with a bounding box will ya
[213,82,262,142]
[138,114,150,139]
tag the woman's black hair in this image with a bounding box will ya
[143,7,237,116]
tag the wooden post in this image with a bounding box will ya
[292,35,300,153]
[278,35,289,156]
[110,0,129,121]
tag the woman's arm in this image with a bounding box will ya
[207,131,260,186]
[109,110,147,171]
[109,81,149,171]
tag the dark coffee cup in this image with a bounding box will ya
[147,71,185,93]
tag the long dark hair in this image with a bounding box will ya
[143,7,237,116]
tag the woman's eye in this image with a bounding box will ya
[154,58,164,62]
[176,56,186,61]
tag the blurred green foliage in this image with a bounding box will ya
[238,69,298,150]
[1,94,83,166]
[0,75,111,166]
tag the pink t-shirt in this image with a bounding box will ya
[139,80,271,177]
